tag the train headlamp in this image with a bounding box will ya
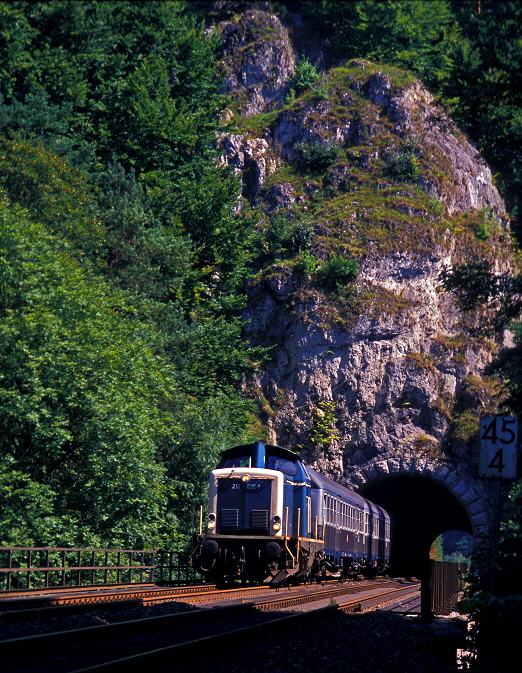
[241,474,251,482]
[272,523,281,531]
[207,521,216,529]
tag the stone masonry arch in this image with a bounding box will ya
[343,451,492,577]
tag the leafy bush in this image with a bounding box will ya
[459,480,522,673]
[387,150,420,183]
[295,249,319,275]
[288,57,320,98]
[264,213,316,259]
[318,255,359,291]
[289,219,316,253]
[311,400,339,446]
[297,140,339,171]
[387,135,421,183]
[265,212,291,256]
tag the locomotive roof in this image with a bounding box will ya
[306,465,371,508]
[220,443,301,461]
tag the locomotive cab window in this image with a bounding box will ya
[266,455,297,476]
[221,455,251,468]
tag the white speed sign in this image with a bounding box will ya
[479,416,518,478]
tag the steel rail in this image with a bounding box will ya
[0,580,326,623]
[72,583,422,672]
[0,577,381,618]
[0,582,156,600]
[248,582,397,610]
[0,582,420,672]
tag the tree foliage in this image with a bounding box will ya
[0,1,260,549]
[299,0,460,89]
[445,1,522,219]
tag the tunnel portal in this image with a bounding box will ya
[360,474,473,579]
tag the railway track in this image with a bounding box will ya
[0,580,420,672]
[0,577,391,621]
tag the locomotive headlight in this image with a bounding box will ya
[272,523,281,531]
[207,513,216,529]
[241,474,251,482]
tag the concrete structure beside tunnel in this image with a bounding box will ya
[344,451,493,579]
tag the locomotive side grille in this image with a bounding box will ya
[220,509,239,527]
[250,509,268,529]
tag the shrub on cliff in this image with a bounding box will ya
[318,256,359,292]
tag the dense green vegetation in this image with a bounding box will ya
[430,530,473,562]
[0,1,263,549]
[1,11,521,645]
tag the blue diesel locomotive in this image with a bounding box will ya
[192,441,390,584]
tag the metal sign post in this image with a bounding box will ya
[479,416,518,591]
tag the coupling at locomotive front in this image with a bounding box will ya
[191,441,390,585]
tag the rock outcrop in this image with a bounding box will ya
[219,10,512,491]
[219,10,295,116]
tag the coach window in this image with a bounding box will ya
[323,495,328,524]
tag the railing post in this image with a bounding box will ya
[6,549,12,591]
[45,549,50,588]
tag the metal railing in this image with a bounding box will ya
[154,551,201,585]
[430,560,468,615]
[0,547,203,592]
[0,547,156,591]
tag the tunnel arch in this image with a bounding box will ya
[345,452,491,578]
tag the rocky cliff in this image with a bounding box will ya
[217,9,513,484]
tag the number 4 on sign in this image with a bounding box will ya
[479,416,518,478]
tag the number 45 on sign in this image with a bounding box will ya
[479,416,518,478]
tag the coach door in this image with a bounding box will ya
[334,499,341,554]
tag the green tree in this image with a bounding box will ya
[0,197,176,547]
[444,1,522,219]
[300,0,459,89]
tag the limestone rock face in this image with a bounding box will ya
[368,74,505,216]
[219,134,280,201]
[244,248,494,481]
[219,10,295,116]
[218,11,510,486]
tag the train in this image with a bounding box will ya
[191,441,390,585]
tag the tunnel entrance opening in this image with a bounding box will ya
[430,529,473,563]
[359,474,472,579]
